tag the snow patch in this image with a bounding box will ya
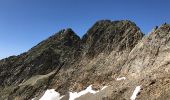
[130,85,141,100]
[69,85,98,100]
[40,89,60,100]
[101,86,108,90]
[39,85,107,100]
[116,77,126,81]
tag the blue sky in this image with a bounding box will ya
[0,0,170,59]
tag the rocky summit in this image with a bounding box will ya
[0,20,170,100]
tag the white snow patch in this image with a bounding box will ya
[69,85,98,100]
[31,98,35,100]
[39,85,107,100]
[116,77,126,81]
[40,89,60,100]
[130,85,141,100]
[101,86,108,90]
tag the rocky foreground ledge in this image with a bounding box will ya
[1,20,170,100]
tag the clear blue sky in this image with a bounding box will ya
[0,0,170,59]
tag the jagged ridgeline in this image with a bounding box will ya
[0,20,170,100]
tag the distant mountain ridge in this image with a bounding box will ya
[0,20,170,100]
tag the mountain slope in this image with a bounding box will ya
[1,20,170,100]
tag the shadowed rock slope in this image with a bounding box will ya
[1,20,170,100]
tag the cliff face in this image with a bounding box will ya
[1,20,170,100]
[116,24,170,100]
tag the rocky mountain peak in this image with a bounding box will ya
[58,28,78,38]
[81,20,143,58]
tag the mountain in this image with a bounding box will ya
[0,20,170,100]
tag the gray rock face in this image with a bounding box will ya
[0,28,80,85]
[116,24,170,100]
[81,20,143,58]
[1,20,170,100]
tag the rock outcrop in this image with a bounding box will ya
[1,20,170,100]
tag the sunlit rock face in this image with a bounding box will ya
[1,20,170,100]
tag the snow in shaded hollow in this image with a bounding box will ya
[130,85,141,100]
